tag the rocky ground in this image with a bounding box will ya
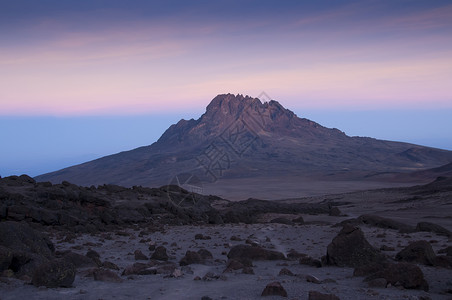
[1,175,452,299]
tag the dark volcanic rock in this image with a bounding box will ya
[93,268,123,283]
[122,262,157,276]
[278,268,294,276]
[62,251,97,268]
[261,281,288,297]
[287,249,306,260]
[380,245,395,251]
[438,246,452,256]
[227,245,285,262]
[308,291,340,300]
[202,272,225,281]
[326,225,385,267]
[299,256,322,268]
[223,259,253,273]
[292,216,304,224]
[433,255,452,269]
[134,250,149,261]
[416,222,451,237]
[102,261,120,270]
[197,249,213,260]
[86,249,102,266]
[306,274,321,284]
[353,261,391,277]
[367,278,387,288]
[0,246,13,271]
[179,251,202,266]
[0,221,54,276]
[179,249,212,266]
[195,233,211,240]
[32,259,75,288]
[151,246,169,261]
[365,262,429,291]
[395,240,436,266]
[357,214,414,233]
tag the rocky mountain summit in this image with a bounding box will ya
[36,94,452,198]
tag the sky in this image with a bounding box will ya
[1,0,452,177]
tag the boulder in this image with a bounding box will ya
[306,275,321,284]
[353,261,390,277]
[395,241,436,266]
[223,259,252,273]
[416,222,451,237]
[438,246,452,256]
[179,251,202,266]
[0,246,13,271]
[326,225,385,267]
[367,278,387,288]
[261,281,288,297]
[0,221,54,276]
[32,259,75,288]
[278,268,294,276]
[85,250,102,266]
[433,255,452,269]
[151,246,169,261]
[292,216,304,224]
[299,256,322,268]
[93,268,123,283]
[102,261,120,270]
[134,250,148,261]
[365,262,428,291]
[197,249,213,260]
[356,214,414,233]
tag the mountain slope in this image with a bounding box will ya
[36,94,452,197]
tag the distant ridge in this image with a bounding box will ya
[36,93,452,198]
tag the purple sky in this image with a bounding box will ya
[1,1,451,176]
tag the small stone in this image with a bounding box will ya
[134,250,149,261]
[261,281,288,297]
[278,268,294,276]
[93,269,123,283]
[171,269,183,278]
[306,275,321,284]
[151,246,169,261]
[148,241,156,251]
[195,234,211,240]
[102,261,120,270]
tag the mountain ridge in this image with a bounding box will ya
[35,93,452,198]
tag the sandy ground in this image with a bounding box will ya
[2,216,451,300]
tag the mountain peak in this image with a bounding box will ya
[35,93,452,196]
[202,93,296,123]
[204,93,261,118]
